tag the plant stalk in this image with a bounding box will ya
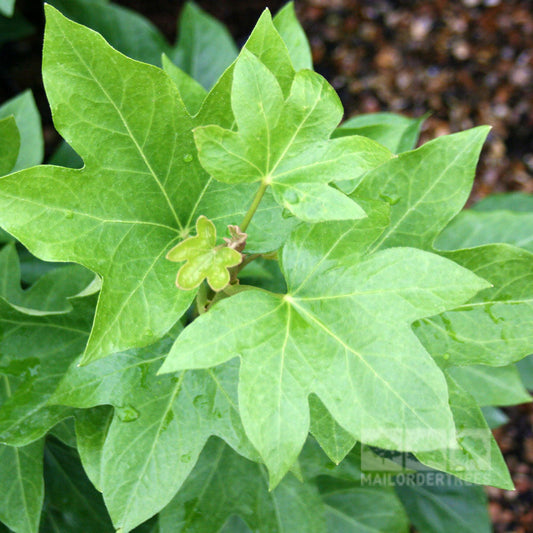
[240,179,269,232]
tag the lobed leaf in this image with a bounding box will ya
[52,336,258,532]
[354,126,490,250]
[161,213,489,486]
[195,50,393,221]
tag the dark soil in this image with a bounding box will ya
[2,1,533,531]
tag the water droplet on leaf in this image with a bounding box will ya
[379,194,400,205]
[284,190,299,205]
[180,453,191,462]
[193,395,209,410]
[116,405,139,422]
[65,210,74,219]
[183,154,193,163]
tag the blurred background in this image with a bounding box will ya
[2,1,533,530]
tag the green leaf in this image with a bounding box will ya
[0,439,44,533]
[436,209,533,252]
[447,364,531,406]
[0,6,209,363]
[166,216,242,291]
[41,438,114,533]
[517,354,533,390]
[395,472,491,533]
[0,293,94,446]
[0,244,94,314]
[319,479,409,533]
[277,181,365,223]
[48,418,77,448]
[481,406,509,429]
[0,115,19,175]
[415,244,533,367]
[354,127,490,250]
[300,442,410,532]
[309,396,356,465]
[159,438,325,533]
[162,54,207,116]
[192,181,298,254]
[171,2,238,90]
[0,91,43,171]
[48,0,171,65]
[415,375,513,489]
[47,140,83,169]
[161,215,488,487]
[241,9,296,97]
[472,191,533,212]
[334,112,427,154]
[195,50,392,221]
[0,0,15,17]
[273,3,313,71]
[0,10,33,45]
[52,337,258,532]
[74,406,113,491]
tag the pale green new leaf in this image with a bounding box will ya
[51,337,257,532]
[354,127,490,251]
[273,2,313,71]
[0,90,43,171]
[166,216,241,291]
[415,375,513,489]
[159,438,325,533]
[171,2,238,90]
[0,115,19,175]
[447,364,531,406]
[0,440,43,533]
[161,214,488,486]
[334,112,427,154]
[195,50,393,221]
[396,472,491,533]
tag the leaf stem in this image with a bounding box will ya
[240,179,269,232]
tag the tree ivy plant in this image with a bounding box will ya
[0,2,532,532]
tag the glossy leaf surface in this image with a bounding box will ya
[161,214,488,486]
